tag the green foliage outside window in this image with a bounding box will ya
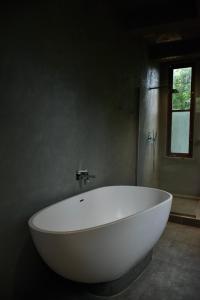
[172,67,192,110]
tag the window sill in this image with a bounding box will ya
[162,155,194,161]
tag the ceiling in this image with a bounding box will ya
[1,0,200,49]
[111,0,199,29]
[109,0,200,60]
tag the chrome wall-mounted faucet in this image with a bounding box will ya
[76,169,96,185]
[146,130,157,144]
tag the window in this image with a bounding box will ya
[167,64,194,157]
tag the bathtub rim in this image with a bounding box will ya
[28,185,172,235]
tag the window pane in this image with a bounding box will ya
[172,67,192,110]
[171,111,190,153]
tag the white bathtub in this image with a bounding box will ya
[28,186,172,283]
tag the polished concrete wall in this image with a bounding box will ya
[0,2,144,299]
[159,61,200,196]
[137,55,160,187]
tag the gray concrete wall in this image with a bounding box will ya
[159,61,200,196]
[137,55,160,187]
[0,2,144,299]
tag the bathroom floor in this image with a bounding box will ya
[37,222,200,300]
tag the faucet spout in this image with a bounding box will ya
[76,169,96,185]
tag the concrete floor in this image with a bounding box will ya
[36,222,200,300]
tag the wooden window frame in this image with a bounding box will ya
[167,63,195,158]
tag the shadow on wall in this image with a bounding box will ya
[13,235,87,299]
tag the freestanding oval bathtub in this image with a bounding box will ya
[28,186,172,284]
